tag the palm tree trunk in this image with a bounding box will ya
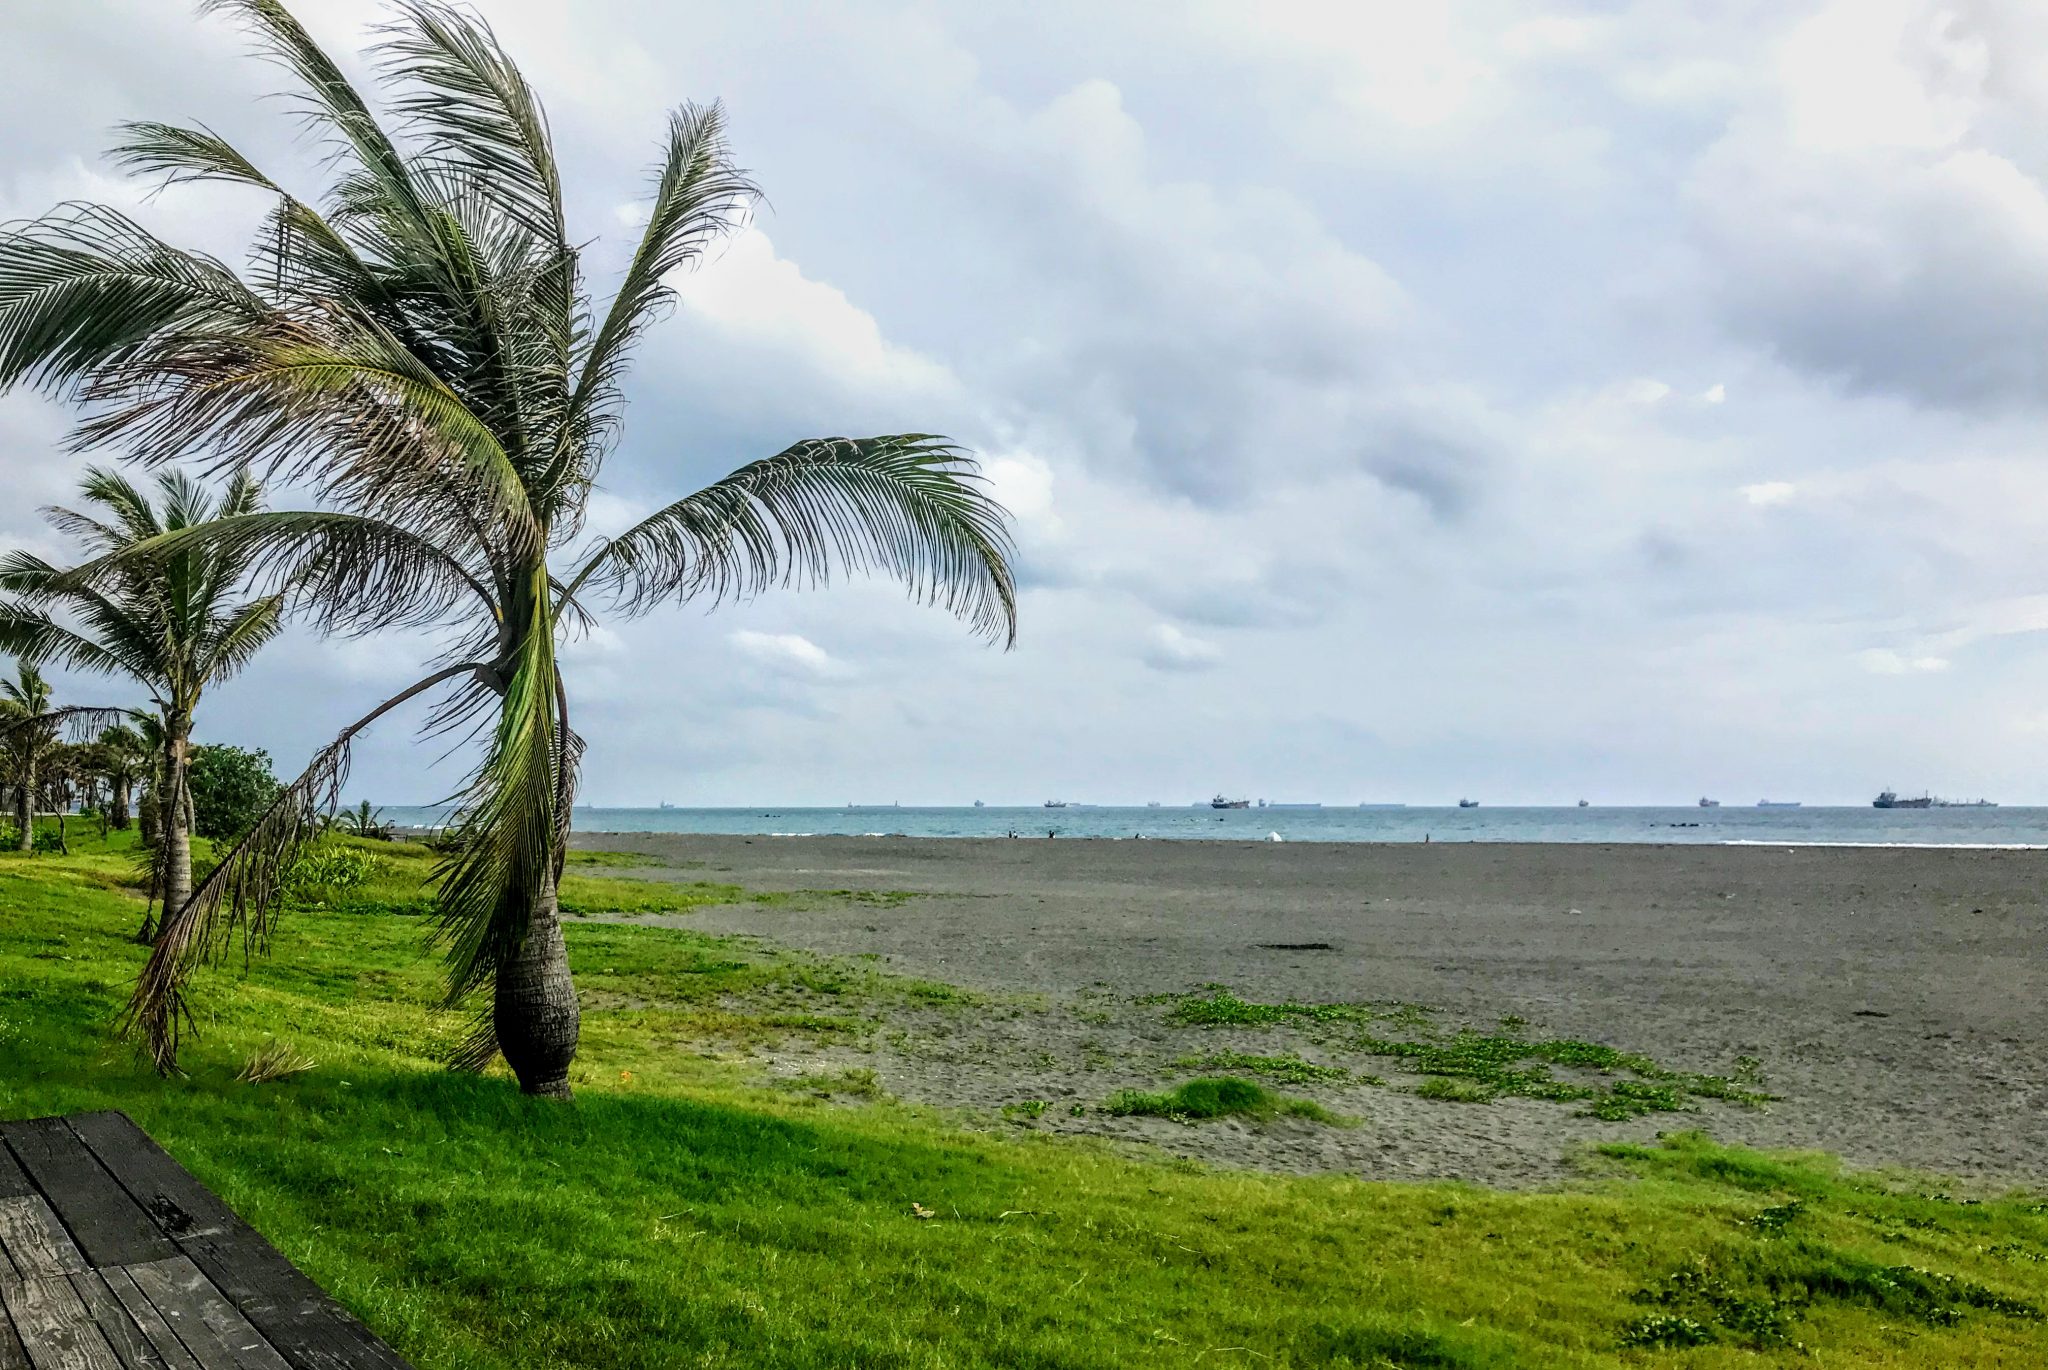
[16,759,32,852]
[112,776,132,829]
[164,730,193,929]
[492,867,580,1098]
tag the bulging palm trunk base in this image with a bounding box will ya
[493,884,581,1098]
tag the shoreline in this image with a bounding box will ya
[570,831,2048,1185]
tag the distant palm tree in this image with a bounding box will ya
[0,661,58,851]
[0,469,281,936]
[0,0,1016,1092]
[97,723,150,831]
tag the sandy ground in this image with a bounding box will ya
[575,832,2048,1188]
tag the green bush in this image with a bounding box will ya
[189,744,282,840]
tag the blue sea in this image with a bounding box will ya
[376,804,2048,847]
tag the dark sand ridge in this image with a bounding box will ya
[573,833,2047,1187]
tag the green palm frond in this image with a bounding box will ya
[566,104,756,468]
[571,435,1018,644]
[109,121,279,193]
[0,203,267,392]
[376,2,567,248]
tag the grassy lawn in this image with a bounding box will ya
[2,832,2044,1368]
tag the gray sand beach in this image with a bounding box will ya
[576,833,2046,1187]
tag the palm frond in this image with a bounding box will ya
[109,121,279,193]
[0,203,267,393]
[570,435,1019,645]
[122,661,480,1073]
[565,104,755,469]
[199,596,285,684]
[376,2,567,248]
[0,602,131,678]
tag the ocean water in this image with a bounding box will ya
[376,804,2048,847]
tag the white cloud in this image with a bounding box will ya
[1141,624,1222,673]
[729,631,849,679]
[1741,481,1797,507]
[1857,648,1951,675]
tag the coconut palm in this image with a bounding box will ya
[97,722,150,830]
[0,0,1016,1093]
[0,468,282,935]
[0,662,61,851]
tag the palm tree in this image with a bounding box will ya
[0,0,1016,1094]
[0,662,59,851]
[98,723,150,830]
[0,468,282,935]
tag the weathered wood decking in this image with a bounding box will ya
[0,1112,412,1370]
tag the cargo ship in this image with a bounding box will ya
[1698,797,1720,808]
[1458,798,1479,808]
[1872,791,1932,809]
[1210,794,1250,809]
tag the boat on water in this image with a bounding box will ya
[972,800,985,808]
[1577,798,1589,808]
[1145,801,1162,808]
[1757,800,1801,808]
[1934,797,1998,808]
[1458,798,1479,808]
[658,801,676,810]
[1873,790,1932,809]
[1210,794,1250,809]
[1698,797,1720,808]
[1043,800,1068,809]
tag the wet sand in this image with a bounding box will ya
[576,833,2047,1187]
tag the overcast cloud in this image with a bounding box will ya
[3,0,2047,806]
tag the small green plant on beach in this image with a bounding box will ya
[1102,1077,1344,1125]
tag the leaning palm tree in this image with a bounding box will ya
[0,0,1015,1095]
[0,468,282,936]
[0,662,60,852]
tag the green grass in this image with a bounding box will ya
[1102,1077,1345,1125]
[3,832,2045,1368]
[1172,1050,1365,1086]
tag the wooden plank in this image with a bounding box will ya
[58,1120,228,1245]
[94,1274,197,1370]
[0,1149,32,1203]
[0,1201,86,1280]
[62,1276,159,1370]
[1,1296,31,1370]
[0,1122,174,1269]
[121,1259,288,1370]
[0,1274,122,1370]
[176,1236,410,1370]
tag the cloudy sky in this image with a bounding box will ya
[4,0,2047,807]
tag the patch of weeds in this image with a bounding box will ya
[753,888,923,909]
[1174,1051,1351,1086]
[1002,1100,1048,1121]
[1162,988,1768,1118]
[1627,1243,2041,1351]
[1415,1078,1494,1104]
[1103,1077,1345,1125]
[1747,1200,1803,1237]
[1618,1314,1715,1349]
[1166,986,1431,1030]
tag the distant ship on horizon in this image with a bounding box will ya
[1458,798,1479,808]
[1044,799,1068,809]
[1873,790,1932,809]
[1210,794,1250,809]
[1757,800,1801,808]
[1577,798,1589,808]
[1698,797,1720,808]
[1935,797,1998,808]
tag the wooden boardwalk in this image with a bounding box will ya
[0,1112,412,1370]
